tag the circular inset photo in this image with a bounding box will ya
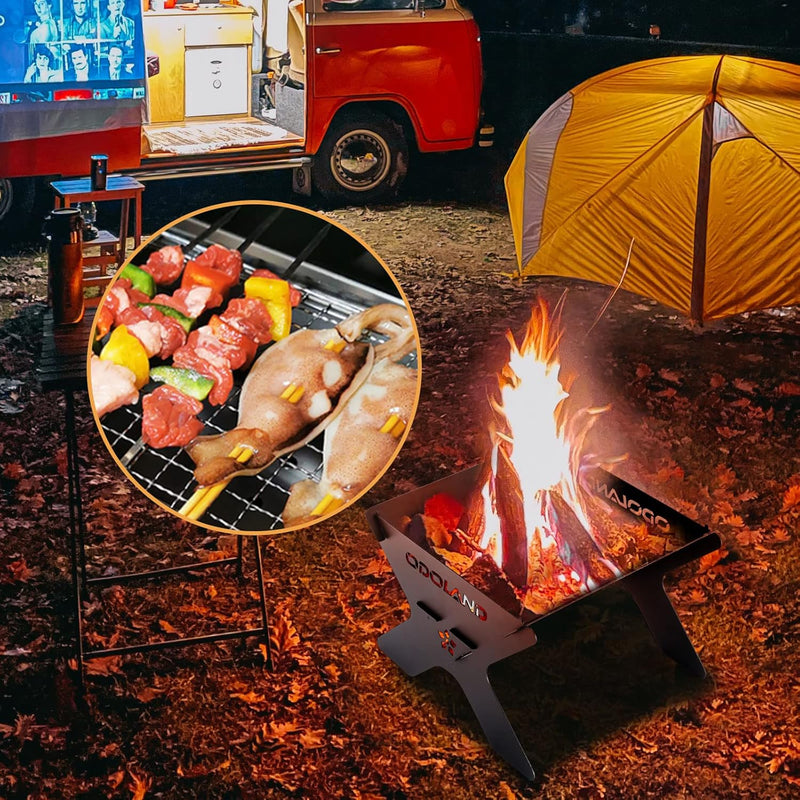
[87,202,421,533]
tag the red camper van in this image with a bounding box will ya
[0,0,491,221]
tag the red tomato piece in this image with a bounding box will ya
[95,303,114,338]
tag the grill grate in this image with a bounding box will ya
[99,219,415,532]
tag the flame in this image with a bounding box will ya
[474,298,620,613]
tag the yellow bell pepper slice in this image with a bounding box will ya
[243,276,292,340]
[99,325,150,389]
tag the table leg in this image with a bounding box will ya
[134,191,142,249]
[236,534,244,579]
[64,389,86,688]
[252,538,273,671]
[119,199,131,265]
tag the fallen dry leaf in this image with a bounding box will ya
[734,378,757,393]
[777,381,800,396]
[261,720,302,742]
[288,679,311,704]
[128,768,152,800]
[2,462,26,480]
[771,527,791,544]
[134,687,165,704]
[6,559,33,583]
[499,781,518,800]
[782,485,800,512]
[158,620,180,635]
[107,770,125,790]
[659,368,682,383]
[299,729,327,749]
[361,554,392,578]
[231,691,267,706]
[85,656,124,676]
[736,528,763,547]
[709,373,726,388]
[270,606,301,656]
[698,549,728,573]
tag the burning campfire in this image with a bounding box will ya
[415,298,682,617]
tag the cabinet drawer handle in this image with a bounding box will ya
[315,47,341,55]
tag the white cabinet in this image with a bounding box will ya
[144,8,253,123]
[185,46,249,117]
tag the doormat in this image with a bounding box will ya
[144,121,287,156]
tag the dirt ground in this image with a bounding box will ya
[0,198,799,799]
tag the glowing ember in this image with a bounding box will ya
[471,298,620,614]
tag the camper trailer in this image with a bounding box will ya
[0,0,491,221]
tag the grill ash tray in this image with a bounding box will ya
[366,465,720,780]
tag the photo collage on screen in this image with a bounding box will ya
[0,0,144,101]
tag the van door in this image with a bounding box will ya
[307,0,481,152]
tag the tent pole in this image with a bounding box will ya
[690,58,724,324]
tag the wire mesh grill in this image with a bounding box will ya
[99,226,416,532]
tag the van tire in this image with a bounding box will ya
[0,179,15,223]
[312,111,408,203]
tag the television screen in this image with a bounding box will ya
[0,0,145,103]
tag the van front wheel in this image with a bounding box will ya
[313,112,408,203]
[0,179,14,222]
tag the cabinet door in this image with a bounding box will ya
[185,47,249,117]
[144,16,187,124]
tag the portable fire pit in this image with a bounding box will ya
[366,298,720,780]
[367,466,720,779]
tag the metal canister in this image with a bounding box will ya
[90,154,108,191]
[45,208,84,325]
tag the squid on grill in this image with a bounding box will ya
[186,303,414,488]
[282,353,418,525]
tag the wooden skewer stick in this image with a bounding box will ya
[379,414,406,438]
[310,493,344,518]
[179,445,254,521]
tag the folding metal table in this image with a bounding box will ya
[36,310,272,689]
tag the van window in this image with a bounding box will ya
[323,0,445,11]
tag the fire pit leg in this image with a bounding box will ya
[622,572,706,677]
[377,616,438,677]
[378,608,538,781]
[459,669,537,781]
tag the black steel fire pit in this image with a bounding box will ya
[366,465,720,780]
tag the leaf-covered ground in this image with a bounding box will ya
[1,202,799,799]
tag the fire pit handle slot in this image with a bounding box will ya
[416,600,442,622]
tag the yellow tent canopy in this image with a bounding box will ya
[505,55,800,322]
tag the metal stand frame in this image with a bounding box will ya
[367,466,720,781]
[63,386,273,688]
